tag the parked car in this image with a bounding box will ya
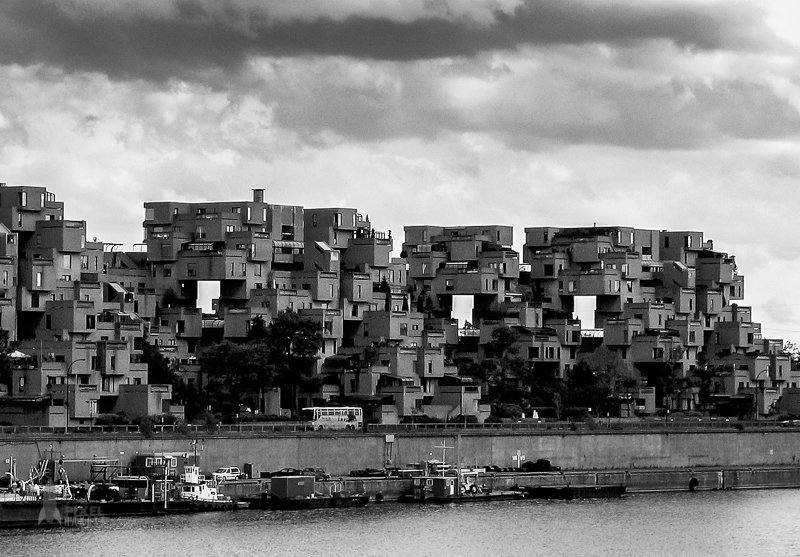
[212,467,247,481]
[266,467,305,478]
[302,467,330,481]
[521,459,561,472]
[266,467,329,480]
[349,467,388,478]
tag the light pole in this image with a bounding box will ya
[64,358,87,431]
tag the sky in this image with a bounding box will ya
[0,0,798,343]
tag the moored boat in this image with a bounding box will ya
[244,476,369,510]
[0,457,244,528]
[401,473,524,504]
[513,484,627,500]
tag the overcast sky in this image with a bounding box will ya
[0,0,798,342]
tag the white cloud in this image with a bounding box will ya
[0,1,799,344]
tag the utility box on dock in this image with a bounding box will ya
[271,476,315,499]
[243,463,257,480]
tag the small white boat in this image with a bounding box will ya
[178,466,220,502]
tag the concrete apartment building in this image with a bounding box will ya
[0,184,169,427]
[0,184,796,425]
[523,225,797,414]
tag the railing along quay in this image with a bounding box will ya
[0,419,795,437]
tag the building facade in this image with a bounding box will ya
[0,184,796,425]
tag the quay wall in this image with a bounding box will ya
[3,429,800,480]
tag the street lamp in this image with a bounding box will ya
[64,358,87,431]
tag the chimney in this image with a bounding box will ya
[253,188,264,203]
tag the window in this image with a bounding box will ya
[1,271,6,286]
[685,235,692,248]
[35,271,43,287]
[312,213,317,227]
[196,225,206,239]
[18,191,27,206]
[187,264,196,277]
[226,225,235,233]
[86,314,95,329]
[400,323,408,336]
[664,236,670,248]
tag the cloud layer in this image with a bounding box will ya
[1,0,799,340]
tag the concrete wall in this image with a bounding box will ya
[4,429,800,480]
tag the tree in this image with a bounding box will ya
[142,340,180,386]
[578,346,637,397]
[785,341,800,368]
[264,311,323,415]
[200,340,271,414]
[0,336,12,395]
[247,315,269,343]
[379,279,392,311]
[566,361,610,414]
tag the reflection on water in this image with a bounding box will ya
[4,489,799,557]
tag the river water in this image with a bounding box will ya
[3,489,798,556]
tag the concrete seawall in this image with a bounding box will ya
[3,428,800,480]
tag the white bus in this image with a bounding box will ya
[301,406,363,430]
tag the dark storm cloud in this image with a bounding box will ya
[0,0,776,82]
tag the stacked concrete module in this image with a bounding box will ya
[0,184,797,426]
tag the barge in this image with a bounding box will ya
[513,484,627,500]
[244,476,369,510]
